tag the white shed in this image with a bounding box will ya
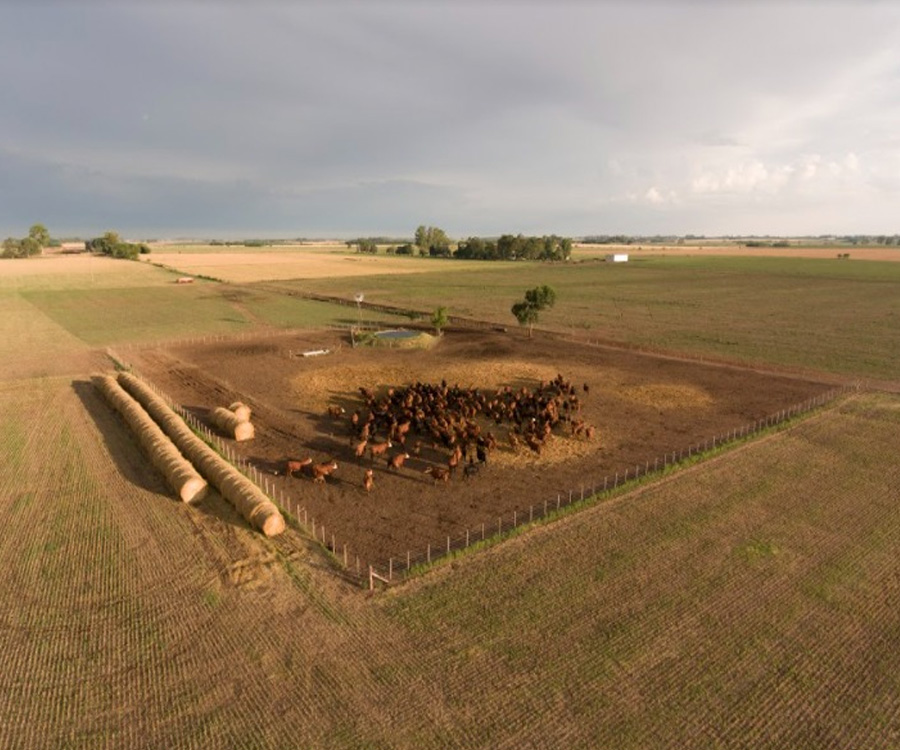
[606,253,629,263]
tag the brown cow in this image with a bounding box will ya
[327,405,345,418]
[386,452,410,471]
[362,469,374,492]
[368,439,392,461]
[424,466,450,484]
[448,444,463,474]
[311,460,338,483]
[353,439,368,459]
[285,457,312,477]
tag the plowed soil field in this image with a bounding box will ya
[129,328,835,565]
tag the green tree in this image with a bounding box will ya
[414,225,451,257]
[87,231,141,261]
[2,238,22,259]
[28,223,50,248]
[0,224,51,258]
[20,237,41,257]
[511,285,556,337]
[431,306,449,336]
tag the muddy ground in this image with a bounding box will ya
[130,328,835,566]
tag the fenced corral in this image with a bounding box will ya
[363,383,859,590]
[108,331,858,592]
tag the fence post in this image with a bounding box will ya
[427,544,431,564]
[466,529,470,547]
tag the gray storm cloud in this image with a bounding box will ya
[1,2,898,237]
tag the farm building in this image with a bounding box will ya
[606,253,629,263]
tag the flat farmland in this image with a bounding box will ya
[576,241,900,262]
[3,374,899,746]
[4,250,900,747]
[145,246,502,283]
[384,392,900,748]
[291,255,900,380]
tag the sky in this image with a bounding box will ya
[2,1,899,239]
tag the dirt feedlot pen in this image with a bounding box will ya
[126,327,838,583]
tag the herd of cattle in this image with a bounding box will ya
[284,373,596,493]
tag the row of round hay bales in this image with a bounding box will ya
[94,375,208,504]
[210,405,254,441]
[117,372,285,537]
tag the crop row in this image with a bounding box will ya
[384,394,900,747]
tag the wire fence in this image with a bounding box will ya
[362,382,859,590]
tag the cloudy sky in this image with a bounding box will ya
[2,1,899,239]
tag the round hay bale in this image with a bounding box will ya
[117,372,284,537]
[228,401,252,423]
[210,406,255,441]
[94,375,208,504]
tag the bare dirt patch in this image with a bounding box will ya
[129,328,835,567]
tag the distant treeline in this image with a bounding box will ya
[348,228,573,261]
[454,234,571,261]
[581,234,900,246]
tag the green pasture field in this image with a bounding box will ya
[293,255,900,380]
[0,255,411,350]
[233,288,412,330]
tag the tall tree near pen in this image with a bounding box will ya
[511,285,557,338]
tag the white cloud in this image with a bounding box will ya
[689,152,867,198]
[645,187,665,204]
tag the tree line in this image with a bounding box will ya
[2,224,150,261]
[348,225,572,261]
[86,231,150,260]
[2,224,50,258]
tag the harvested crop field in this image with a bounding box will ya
[127,328,835,566]
[144,249,495,283]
